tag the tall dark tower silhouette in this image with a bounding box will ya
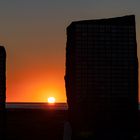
[0,46,6,139]
[65,15,138,139]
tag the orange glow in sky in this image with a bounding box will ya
[1,0,140,103]
[6,67,66,103]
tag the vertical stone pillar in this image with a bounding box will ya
[0,46,6,139]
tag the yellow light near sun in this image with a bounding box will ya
[48,97,56,104]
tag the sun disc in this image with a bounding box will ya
[48,97,55,104]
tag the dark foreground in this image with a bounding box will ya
[4,109,140,140]
[6,109,67,140]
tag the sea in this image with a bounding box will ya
[6,103,140,110]
[6,102,68,110]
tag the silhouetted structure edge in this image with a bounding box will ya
[65,15,139,140]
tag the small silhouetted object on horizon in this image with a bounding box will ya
[65,15,139,140]
[0,46,6,139]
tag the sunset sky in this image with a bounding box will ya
[0,0,139,102]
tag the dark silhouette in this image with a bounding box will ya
[65,15,139,140]
[0,46,6,139]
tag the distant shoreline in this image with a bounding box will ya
[6,102,68,110]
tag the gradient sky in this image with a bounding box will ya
[0,0,139,102]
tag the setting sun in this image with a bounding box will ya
[48,97,56,104]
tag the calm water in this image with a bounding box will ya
[6,102,68,110]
